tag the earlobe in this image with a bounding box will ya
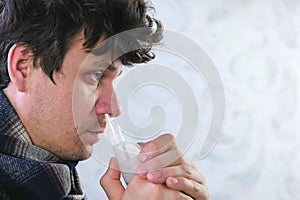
[7,44,33,92]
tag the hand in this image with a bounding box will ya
[100,158,193,200]
[136,134,210,200]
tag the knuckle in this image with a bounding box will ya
[99,176,105,187]
[192,181,200,193]
[195,182,210,200]
[199,173,206,184]
[191,160,198,169]
[99,172,111,188]
[161,133,176,147]
[182,164,193,176]
[164,133,175,141]
[147,141,160,152]
[201,184,211,200]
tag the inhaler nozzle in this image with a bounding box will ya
[104,114,141,184]
[104,114,125,146]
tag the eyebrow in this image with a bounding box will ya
[92,60,123,76]
[107,63,117,72]
[91,60,115,70]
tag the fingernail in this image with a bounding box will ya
[137,168,148,177]
[170,177,179,185]
[138,153,147,162]
[139,171,148,177]
[150,170,161,179]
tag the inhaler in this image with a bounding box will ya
[104,114,141,184]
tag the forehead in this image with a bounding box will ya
[81,51,122,72]
[59,33,123,80]
[71,32,123,72]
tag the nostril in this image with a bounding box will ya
[98,117,106,128]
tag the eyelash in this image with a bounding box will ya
[91,71,104,82]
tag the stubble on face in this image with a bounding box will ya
[24,32,121,162]
[25,71,91,161]
[24,34,95,161]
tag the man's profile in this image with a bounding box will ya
[0,0,210,199]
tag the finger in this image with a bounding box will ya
[166,177,210,200]
[137,149,181,178]
[169,190,193,200]
[137,149,180,178]
[174,192,194,200]
[137,149,194,175]
[146,164,206,185]
[100,157,125,200]
[124,175,193,200]
[138,133,177,163]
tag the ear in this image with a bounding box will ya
[7,44,34,92]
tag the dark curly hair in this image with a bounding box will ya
[0,0,163,89]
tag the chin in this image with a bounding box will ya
[80,145,93,160]
[59,146,93,161]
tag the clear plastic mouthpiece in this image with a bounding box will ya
[104,114,141,184]
[104,114,125,146]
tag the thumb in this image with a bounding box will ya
[100,157,125,200]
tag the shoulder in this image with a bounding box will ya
[0,153,71,200]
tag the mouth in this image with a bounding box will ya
[88,129,104,135]
[81,129,104,145]
[76,118,107,145]
[85,117,106,134]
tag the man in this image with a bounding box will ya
[0,0,210,199]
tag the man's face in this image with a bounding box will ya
[25,32,122,161]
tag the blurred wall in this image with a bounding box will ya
[77,0,300,199]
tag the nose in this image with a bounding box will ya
[95,84,121,118]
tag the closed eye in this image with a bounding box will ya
[91,71,104,82]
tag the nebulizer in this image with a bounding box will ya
[104,114,141,184]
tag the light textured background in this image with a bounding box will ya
[77,0,300,199]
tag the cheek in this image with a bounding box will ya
[29,87,74,137]
[50,94,74,127]
[72,83,98,127]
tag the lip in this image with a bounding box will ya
[88,129,105,136]
[89,129,105,134]
[82,129,104,144]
